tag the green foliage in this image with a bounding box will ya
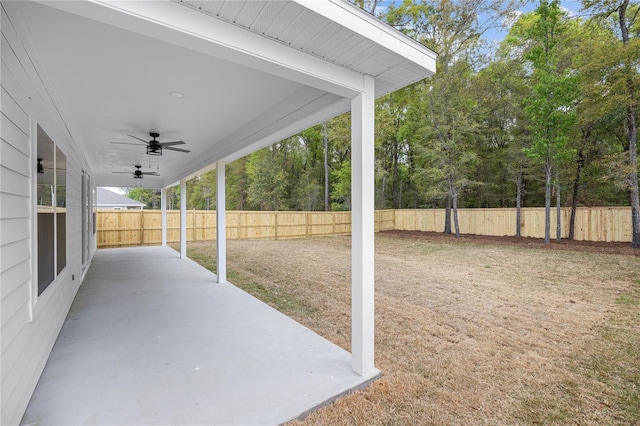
[127,188,162,209]
[245,145,292,211]
[331,160,351,211]
[522,1,578,164]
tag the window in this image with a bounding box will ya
[37,125,66,295]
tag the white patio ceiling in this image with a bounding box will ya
[14,0,435,188]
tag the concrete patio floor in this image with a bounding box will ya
[21,246,379,425]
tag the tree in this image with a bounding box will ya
[322,122,330,211]
[582,0,640,247]
[245,143,294,211]
[226,157,248,210]
[127,188,161,209]
[327,112,353,211]
[376,88,417,209]
[520,0,578,244]
[187,171,216,210]
[414,61,480,237]
[475,56,532,235]
[387,0,518,236]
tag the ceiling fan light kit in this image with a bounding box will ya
[146,145,162,156]
[110,132,190,158]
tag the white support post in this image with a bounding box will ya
[351,75,376,377]
[161,187,167,247]
[180,179,187,259]
[216,160,227,283]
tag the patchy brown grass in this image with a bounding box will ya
[184,233,640,425]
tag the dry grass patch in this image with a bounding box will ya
[185,234,640,425]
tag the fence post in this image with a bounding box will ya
[118,211,123,247]
[140,210,144,246]
[193,210,198,242]
[332,212,336,235]
[275,212,279,240]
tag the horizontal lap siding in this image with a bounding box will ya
[1,7,36,424]
[1,4,92,424]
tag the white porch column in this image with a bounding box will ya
[180,179,187,259]
[161,187,167,247]
[216,160,227,283]
[351,74,376,377]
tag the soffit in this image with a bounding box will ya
[172,0,436,97]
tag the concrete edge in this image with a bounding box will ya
[284,369,383,424]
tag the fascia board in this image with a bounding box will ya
[294,0,437,75]
[35,0,364,98]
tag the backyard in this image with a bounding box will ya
[183,232,640,425]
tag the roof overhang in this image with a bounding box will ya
[8,0,436,188]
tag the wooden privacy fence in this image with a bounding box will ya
[393,207,632,242]
[97,207,632,248]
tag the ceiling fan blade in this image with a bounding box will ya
[110,142,146,146]
[112,171,132,174]
[159,141,185,147]
[144,172,160,176]
[127,134,150,144]
[164,146,191,153]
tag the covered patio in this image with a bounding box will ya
[22,246,375,425]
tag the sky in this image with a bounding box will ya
[491,0,587,38]
[377,0,588,44]
[104,187,126,195]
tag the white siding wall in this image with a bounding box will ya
[1,4,96,424]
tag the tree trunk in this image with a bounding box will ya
[630,116,639,247]
[444,194,452,234]
[544,155,552,244]
[380,174,386,209]
[569,148,584,240]
[452,190,460,238]
[392,139,400,209]
[323,122,330,212]
[556,167,561,241]
[516,164,523,238]
[240,162,247,211]
[618,0,639,247]
[628,101,639,247]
